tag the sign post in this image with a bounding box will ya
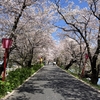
[2,38,13,81]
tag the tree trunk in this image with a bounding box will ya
[65,59,76,70]
[91,61,98,84]
[90,20,100,84]
[24,53,33,67]
[24,59,32,67]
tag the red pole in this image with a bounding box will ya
[81,54,89,77]
[2,49,8,81]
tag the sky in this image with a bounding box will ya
[73,0,88,8]
[51,0,88,42]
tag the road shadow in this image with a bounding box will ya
[3,65,100,100]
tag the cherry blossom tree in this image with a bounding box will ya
[0,0,57,74]
[54,0,100,84]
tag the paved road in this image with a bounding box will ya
[2,65,100,100]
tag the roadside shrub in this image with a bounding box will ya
[0,63,43,98]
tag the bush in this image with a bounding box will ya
[0,63,43,98]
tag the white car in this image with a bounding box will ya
[0,61,3,65]
[53,62,56,65]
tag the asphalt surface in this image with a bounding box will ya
[2,65,100,100]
